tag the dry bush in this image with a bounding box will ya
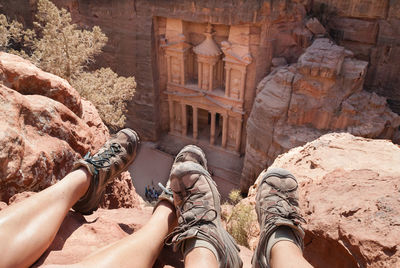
[0,14,34,50]
[72,68,136,130]
[226,202,255,247]
[228,189,243,205]
[0,0,135,129]
[29,0,108,82]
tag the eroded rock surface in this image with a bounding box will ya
[312,0,400,113]
[241,38,400,191]
[236,133,400,267]
[0,52,139,209]
[0,52,82,116]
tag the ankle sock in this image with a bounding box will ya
[266,226,302,263]
[183,238,220,263]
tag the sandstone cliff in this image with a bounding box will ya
[241,38,400,192]
[0,52,141,208]
[2,0,399,140]
[234,133,400,267]
[313,0,400,114]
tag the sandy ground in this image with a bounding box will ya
[128,142,174,199]
[128,137,244,201]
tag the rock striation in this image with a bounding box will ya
[313,0,400,114]
[0,52,139,208]
[236,133,400,267]
[241,38,400,192]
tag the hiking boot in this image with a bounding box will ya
[72,128,140,215]
[157,145,208,208]
[252,168,305,268]
[164,145,242,268]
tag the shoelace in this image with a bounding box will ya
[261,193,306,225]
[158,182,173,197]
[84,143,122,174]
[165,191,218,246]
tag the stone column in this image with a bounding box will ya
[198,62,202,89]
[209,65,213,91]
[210,111,216,145]
[168,99,174,133]
[193,106,198,140]
[181,103,187,136]
[240,70,246,101]
[167,56,172,83]
[235,117,242,152]
[180,56,185,85]
[222,114,228,148]
[225,67,231,97]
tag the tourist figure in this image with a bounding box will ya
[145,185,150,200]
[0,130,312,268]
[152,186,158,201]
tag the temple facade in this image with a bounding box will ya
[158,18,255,153]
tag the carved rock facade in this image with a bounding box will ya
[241,38,400,191]
[160,21,253,153]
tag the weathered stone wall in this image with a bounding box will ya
[313,0,400,113]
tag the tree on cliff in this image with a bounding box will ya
[0,0,135,130]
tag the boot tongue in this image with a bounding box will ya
[169,162,210,189]
[266,176,298,192]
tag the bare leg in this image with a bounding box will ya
[185,247,218,268]
[270,241,313,268]
[0,168,90,268]
[70,201,177,268]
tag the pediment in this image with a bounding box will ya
[221,41,252,65]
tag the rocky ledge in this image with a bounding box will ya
[233,132,400,268]
[0,52,141,208]
[2,132,397,267]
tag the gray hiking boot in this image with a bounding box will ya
[156,145,208,207]
[252,168,305,268]
[164,145,243,268]
[72,128,140,215]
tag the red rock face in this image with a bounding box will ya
[313,0,400,113]
[0,52,82,116]
[0,52,140,209]
[0,84,88,201]
[241,38,400,192]
[243,133,400,267]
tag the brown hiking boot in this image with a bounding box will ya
[157,145,208,207]
[252,168,305,268]
[72,128,140,215]
[164,145,243,268]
